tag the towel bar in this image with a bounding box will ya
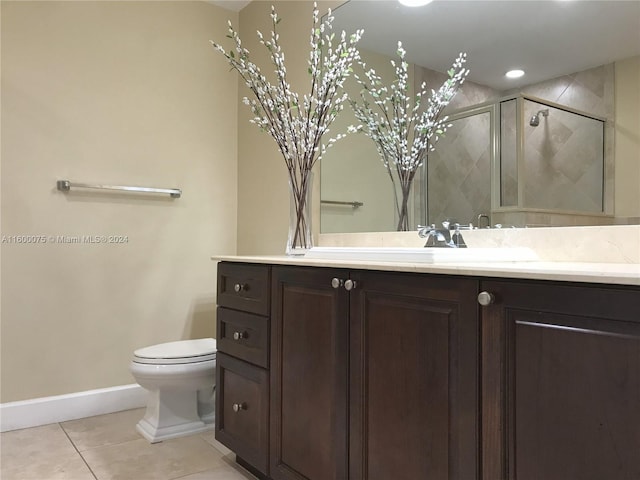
[56,180,181,198]
[320,199,363,208]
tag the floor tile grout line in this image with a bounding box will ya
[59,422,99,480]
[167,465,222,480]
[2,421,255,480]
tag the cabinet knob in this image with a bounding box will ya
[232,331,246,340]
[477,291,495,306]
[344,279,357,291]
[234,283,246,293]
[232,402,246,412]
[331,278,344,289]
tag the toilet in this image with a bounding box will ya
[129,338,217,443]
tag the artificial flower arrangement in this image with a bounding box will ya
[212,2,468,241]
[211,3,363,254]
[349,43,469,230]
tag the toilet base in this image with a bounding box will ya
[137,388,214,443]
[198,386,216,425]
[136,417,212,444]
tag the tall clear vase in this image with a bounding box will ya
[394,182,412,231]
[286,171,313,255]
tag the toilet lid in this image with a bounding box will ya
[133,338,217,365]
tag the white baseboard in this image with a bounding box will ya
[0,384,147,432]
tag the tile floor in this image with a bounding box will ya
[0,408,257,480]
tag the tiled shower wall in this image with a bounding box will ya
[413,68,500,226]
[427,112,492,227]
[522,99,604,212]
[505,64,614,220]
[515,64,614,119]
[501,98,606,214]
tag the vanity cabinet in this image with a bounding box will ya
[479,280,640,480]
[216,263,271,476]
[216,260,640,480]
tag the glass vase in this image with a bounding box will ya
[286,170,313,255]
[394,181,412,231]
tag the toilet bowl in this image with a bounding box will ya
[130,338,217,443]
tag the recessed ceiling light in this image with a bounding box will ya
[505,69,525,79]
[398,0,434,6]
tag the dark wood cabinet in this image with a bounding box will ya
[216,352,269,472]
[218,262,270,316]
[480,280,640,480]
[349,271,479,480]
[269,267,479,480]
[270,266,350,480]
[217,260,640,480]
[217,307,269,369]
[216,263,271,478]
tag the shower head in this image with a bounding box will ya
[529,108,549,127]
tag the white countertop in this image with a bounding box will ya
[212,255,640,286]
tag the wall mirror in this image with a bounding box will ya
[320,0,640,233]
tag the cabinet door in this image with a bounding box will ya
[270,266,349,480]
[481,280,640,480]
[350,271,479,480]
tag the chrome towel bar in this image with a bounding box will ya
[56,180,181,198]
[321,199,363,208]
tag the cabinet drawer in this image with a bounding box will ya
[218,263,270,316]
[217,307,269,368]
[216,353,269,475]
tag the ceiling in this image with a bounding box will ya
[331,0,640,90]
[207,0,251,12]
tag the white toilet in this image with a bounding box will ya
[129,338,217,443]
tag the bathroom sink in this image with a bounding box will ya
[304,246,539,263]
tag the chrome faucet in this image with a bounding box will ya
[418,222,467,248]
[418,224,450,247]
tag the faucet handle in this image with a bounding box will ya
[451,225,468,248]
[442,218,459,230]
[417,224,436,238]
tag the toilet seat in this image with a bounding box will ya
[133,338,217,365]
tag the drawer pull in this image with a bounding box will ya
[232,402,247,412]
[477,291,495,306]
[232,331,247,340]
[234,283,247,293]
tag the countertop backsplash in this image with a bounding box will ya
[318,225,640,264]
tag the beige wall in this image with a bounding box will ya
[236,0,343,254]
[1,1,238,402]
[615,55,640,218]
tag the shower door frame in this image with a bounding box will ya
[494,94,613,221]
[416,102,499,228]
[417,93,613,228]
